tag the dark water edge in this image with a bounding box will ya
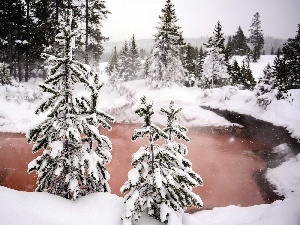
[200,106,300,207]
[201,106,300,154]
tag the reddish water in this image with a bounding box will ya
[0,124,266,208]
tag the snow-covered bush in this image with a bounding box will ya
[3,86,43,104]
[25,88,43,103]
[4,86,12,101]
[198,86,239,103]
[201,44,229,89]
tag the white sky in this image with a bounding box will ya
[101,0,300,42]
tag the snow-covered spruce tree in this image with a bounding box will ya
[200,21,230,89]
[249,12,264,62]
[121,96,169,224]
[201,35,229,89]
[157,101,203,222]
[206,21,230,62]
[145,0,185,89]
[27,10,115,200]
[256,63,275,108]
[0,62,11,85]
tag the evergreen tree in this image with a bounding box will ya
[230,59,242,86]
[118,41,131,81]
[182,43,195,75]
[226,35,234,58]
[28,0,56,79]
[127,34,141,80]
[206,21,230,61]
[240,59,256,90]
[282,23,300,89]
[121,96,168,224]
[271,52,290,98]
[194,46,205,82]
[27,10,115,200]
[158,101,203,221]
[249,12,264,62]
[201,35,229,89]
[230,58,255,90]
[231,26,250,56]
[105,46,118,76]
[256,63,275,108]
[0,0,27,81]
[78,0,110,65]
[256,52,291,108]
[145,0,185,88]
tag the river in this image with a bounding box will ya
[0,124,267,208]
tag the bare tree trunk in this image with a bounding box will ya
[85,0,89,64]
[8,23,13,79]
[25,0,30,82]
[17,51,22,82]
[16,0,22,82]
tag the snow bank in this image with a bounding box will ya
[266,156,300,199]
[0,186,125,225]
[191,198,300,225]
[1,185,300,225]
[102,79,235,128]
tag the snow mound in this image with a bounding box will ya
[191,199,300,225]
[1,186,300,225]
[0,186,125,225]
[266,156,300,199]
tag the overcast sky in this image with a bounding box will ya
[101,0,300,42]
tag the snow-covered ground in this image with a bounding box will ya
[1,55,300,224]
